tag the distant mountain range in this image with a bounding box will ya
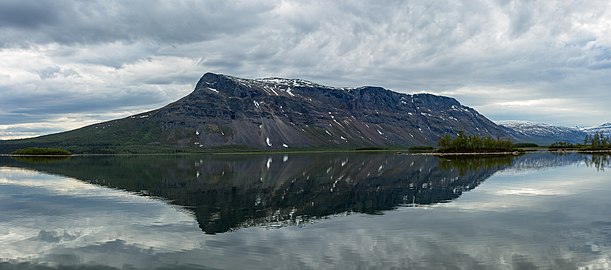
[498,121,611,145]
[0,73,607,153]
[497,121,587,145]
[581,123,611,136]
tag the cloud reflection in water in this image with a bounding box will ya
[0,152,609,269]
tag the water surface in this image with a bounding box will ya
[0,152,609,269]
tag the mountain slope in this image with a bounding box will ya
[0,73,511,153]
[498,121,587,145]
[582,123,611,136]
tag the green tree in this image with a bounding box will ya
[593,132,601,148]
[438,134,452,149]
[584,134,591,145]
[436,131,514,153]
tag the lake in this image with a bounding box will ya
[0,152,610,269]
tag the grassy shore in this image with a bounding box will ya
[10,147,72,156]
[3,143,610,157]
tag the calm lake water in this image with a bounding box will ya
[0,152,610,269]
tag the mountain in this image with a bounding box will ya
[497,120,587,145]
[0,72,511,154]
[582,123,611,136]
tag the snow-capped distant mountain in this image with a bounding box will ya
[581,123,611,136]
[497,120,587,145]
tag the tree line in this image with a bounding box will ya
[549,132,611,150]
[584,132,611,149]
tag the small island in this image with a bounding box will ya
[11,147,72,156]
[436,131,515,154]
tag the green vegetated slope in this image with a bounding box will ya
[0,115,167,154]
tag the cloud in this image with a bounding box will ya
[0,0,273,47]
[0,1,60,30]
[0,0,610,138]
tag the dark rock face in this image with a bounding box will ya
[147,73,509,149]
[0,73,512,153]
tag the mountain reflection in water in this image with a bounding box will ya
[1,152,605,234]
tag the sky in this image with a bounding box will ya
[0,0,610,139]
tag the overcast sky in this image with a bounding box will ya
[1,0,610,139]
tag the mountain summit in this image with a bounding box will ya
[0,73,511,153]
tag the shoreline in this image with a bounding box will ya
[2,149,610,157]
[409,151,523,156]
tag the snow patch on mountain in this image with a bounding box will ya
[498,121,582,137]
[581,123,611,136]
[498,120,587,144]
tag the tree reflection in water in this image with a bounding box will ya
[584,153,611,171]
[438,155,514,176]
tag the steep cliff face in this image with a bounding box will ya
[0,73,511,153]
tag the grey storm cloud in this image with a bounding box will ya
[0,1,59,29]
[0,0,610,138]
[0,0,272,46]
